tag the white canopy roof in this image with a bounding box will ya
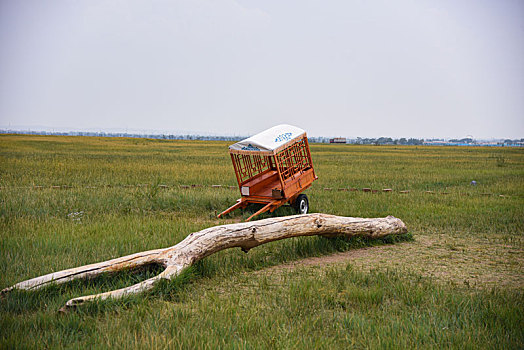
[229,124,306,153]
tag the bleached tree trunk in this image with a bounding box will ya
[1,213,407,311]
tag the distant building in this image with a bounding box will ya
[329,138,346,144]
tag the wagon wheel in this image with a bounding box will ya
[293,194,309,214]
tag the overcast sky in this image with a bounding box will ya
[0,0,523,139]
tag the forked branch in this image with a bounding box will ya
[1,213,407,311]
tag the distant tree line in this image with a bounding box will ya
[350,137,424,145]
[448,138,473,144]
[502,139,524,146]
[0,129,522,147]
[0,130,245,142]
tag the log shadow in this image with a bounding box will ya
[193,232,414,280]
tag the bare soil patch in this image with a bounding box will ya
[258,234,524,290]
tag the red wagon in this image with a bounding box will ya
[218,124,318,221]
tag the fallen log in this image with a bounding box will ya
[1,213,407,311]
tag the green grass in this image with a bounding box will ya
[1,134,523,349]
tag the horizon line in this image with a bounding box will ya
[1,128,522,143]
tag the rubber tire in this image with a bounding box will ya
[294,194,309,214]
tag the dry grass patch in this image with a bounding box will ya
[257,234,524,290]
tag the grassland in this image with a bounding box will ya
[1,134,523,349]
